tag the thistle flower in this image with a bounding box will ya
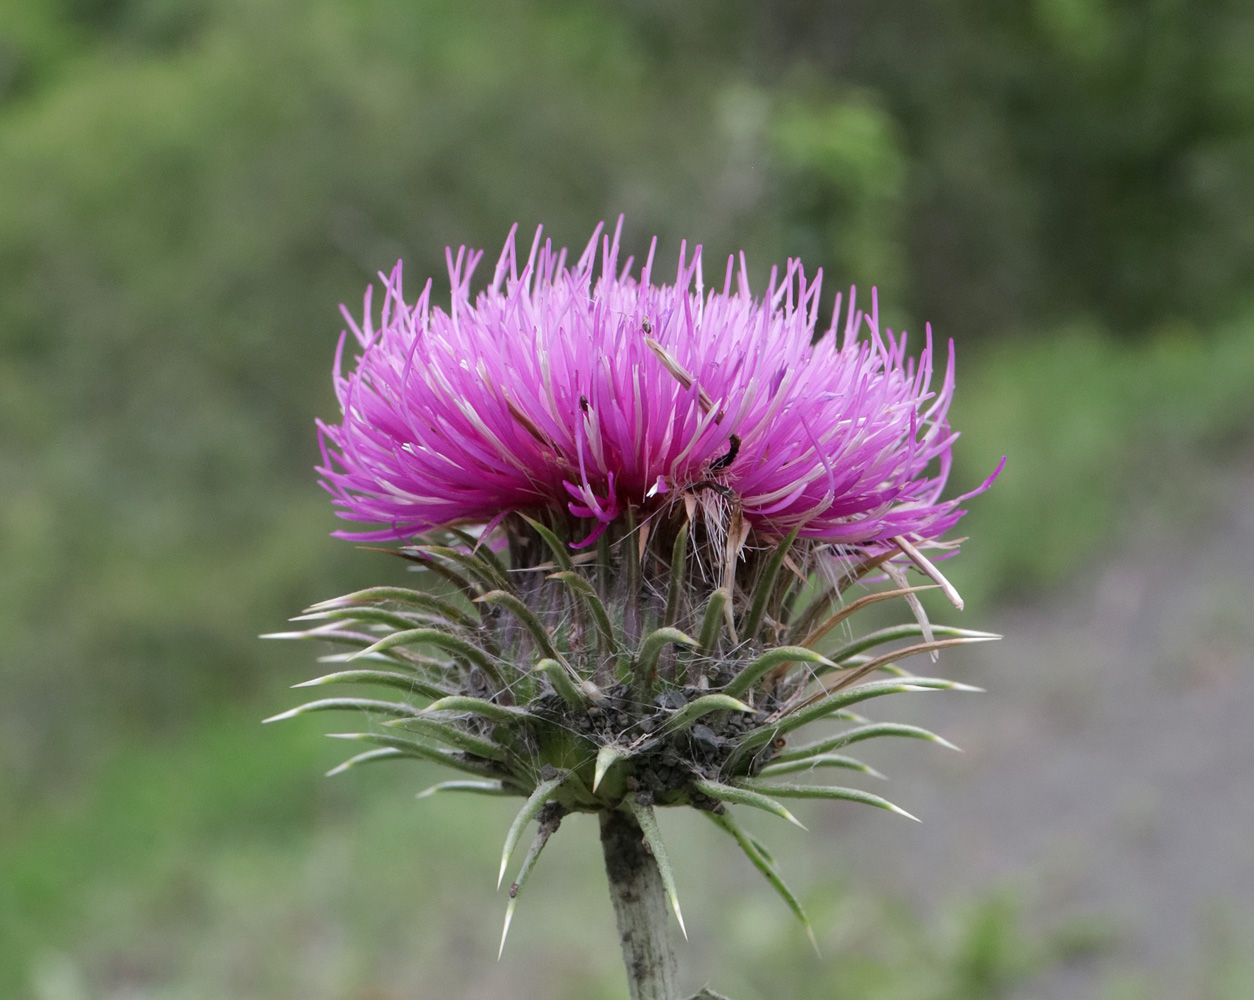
[318,219,995,549]
[268,221,1002,1000]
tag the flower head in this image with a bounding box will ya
[272,219,1003,964]
[318,220,996,549]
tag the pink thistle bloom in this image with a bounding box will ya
[318,220,999,548]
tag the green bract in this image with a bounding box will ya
[266,515,997,950]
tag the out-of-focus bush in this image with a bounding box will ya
[948,309,1254,606]
[747,0,1254,337]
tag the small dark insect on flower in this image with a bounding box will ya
[691,480,736,500]
[708,433,740,473]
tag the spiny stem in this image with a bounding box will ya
[600,808,680,1000]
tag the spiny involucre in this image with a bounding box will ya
[268,219,1003,950]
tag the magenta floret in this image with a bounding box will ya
[317,220,998,546]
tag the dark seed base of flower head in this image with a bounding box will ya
[524,682,779,809]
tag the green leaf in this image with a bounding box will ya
[705,811,816,954]
[690,778,806,829]
[422,695,531,724]
[547,571,616,659]
[661,694,755,735]
[796,584,938,648]
[745,830,777,867]
[291,606,444,631]
[721,646,835,700]
[315,648,450,667]
[623,504,642,622]
[498,775,566,889]
[698,588,730,654]
[766,677,980,739]
[596,530,613,597]
[292,669,450,701]
[826,625,1001,665]
[422,543,515,594]
[757,753,885,780]
[325,732,500,778]
[262,697,421,724]
[737,780,919,821]
[634,626,698,697]
[308,587,479,628]
[390,546,482,599]
[383,717,508,761]
[520,514,573,571]
[534,657,589,710]
[623,798,687,939]
[324,747,408,776]
[351,628,503,685]
[593,744,627,793]
[741,526,800,641]
[823,636,997,692]
[787,548,900,641]
[498,808,564,958]
[771,722,960,764]
[447,528,514,586]
[260,626,384,648]
[663,523,689,628]
[416,779,510,799]
[476,590,569,668]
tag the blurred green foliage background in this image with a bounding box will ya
[2,1,1253,998]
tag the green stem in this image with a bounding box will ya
[600,809,680,1000]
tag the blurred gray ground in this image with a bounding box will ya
[824,450,1254,994]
